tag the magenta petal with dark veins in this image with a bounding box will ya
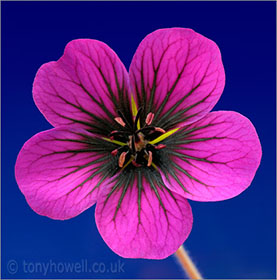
[161,111,262,201]
[15,127,109,220]
[129,28,225,129]
[95,172,193,259]
[15,28,263,260]
[33,39,130,130]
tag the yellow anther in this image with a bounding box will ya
[149,128,179,145]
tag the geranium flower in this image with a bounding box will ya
[15,28,261,259]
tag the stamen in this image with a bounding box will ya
[110,130,119,134]
[145,112,154,125]
[155,127,166,133]
[155,144,166,150]
[111,149,118,156]
[147,151,153,167]
[118,152,127,168]
[114,117,126,127]
[118,110,132,127]
[110,130,129,136]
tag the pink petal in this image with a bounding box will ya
[15,127,111,220]
[129,28,225,129]
[33,39,130,134]
[160,111,262,201]
[95,172,193,259]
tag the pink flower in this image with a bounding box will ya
[15,28,262,259]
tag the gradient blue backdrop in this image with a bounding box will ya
[2,1,276,279]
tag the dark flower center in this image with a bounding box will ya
[108,108,167,169]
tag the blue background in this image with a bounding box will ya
[2,1,276,279]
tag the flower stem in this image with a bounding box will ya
[175,245,203,279]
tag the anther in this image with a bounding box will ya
[117,110,132,129]
[110,130,119,135]
[111,149,118,156]
[147,151,153,167]
[155,127,166,133]
[145,112,154,125]
[118,152,127,168]
[155,144,166,150]
[114,117,126,127]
